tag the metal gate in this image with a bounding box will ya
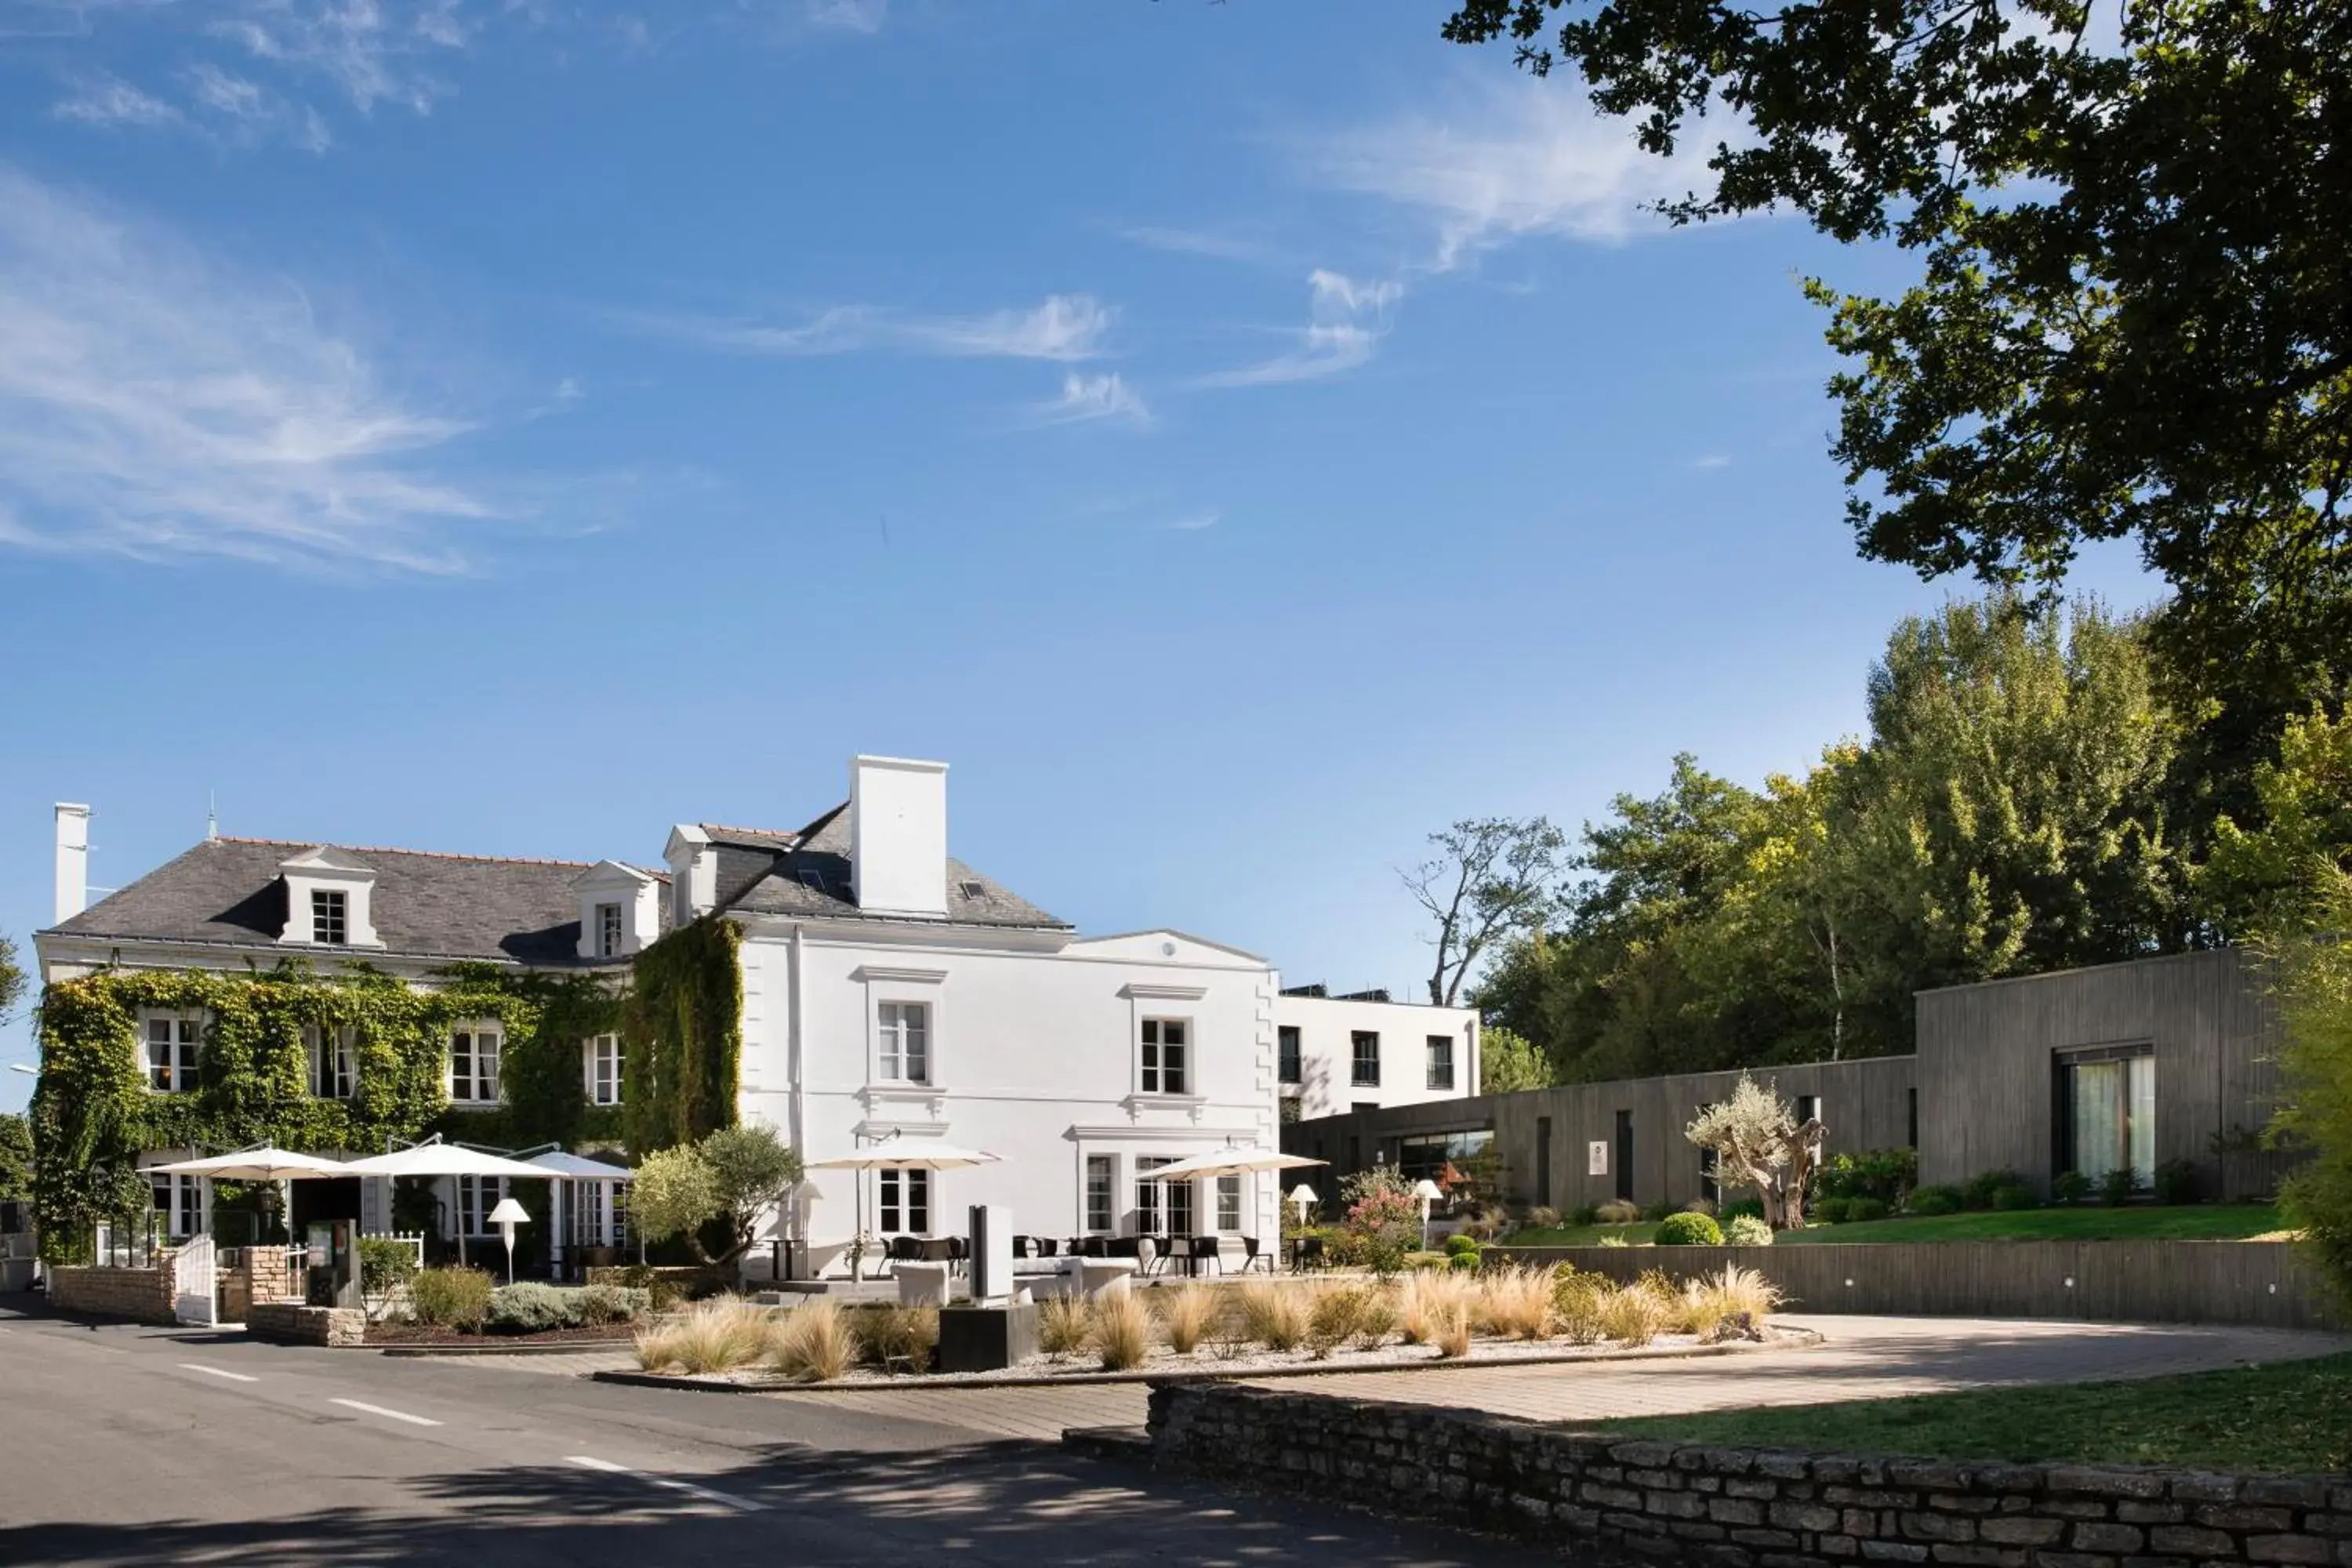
[174,1234,217,1327]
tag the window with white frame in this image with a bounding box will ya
[572,1181,628,1248]
[611,1179,630,1247]
[1216,1174,1241,1232]
[306,1022,354,1099]
[876,1001,930,1084]
[448,1024,502,1104]
[1139,1018,1188,1094]
[1085,1154,1115,1233]
[595,901,624,960]
[878,1167,929,1235]
[311,887,348,946]
[456,1175,505,1236]
[584,1033,622,1105]
[143,1013,201,1094]
[1135,1156,1193,1234]
[151,1172,201,1239]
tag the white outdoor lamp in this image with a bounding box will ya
[1412,1178,1444,1251]
[1287,1183,1318,1224]
[486,1196,531,1285]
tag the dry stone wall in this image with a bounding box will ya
[1146,1384,2352,1568]
[48,1264,176,1325]
[245,1302,365,1346]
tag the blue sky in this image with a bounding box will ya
[0,0,2154,1109]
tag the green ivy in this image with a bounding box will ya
[31,961,622,1260]
[621,916,742,1152]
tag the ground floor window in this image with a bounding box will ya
[879,1167,929,1235]
[1394,1129,1494,1185]
[151,1173,201,1239]
[1135,1158,1193,1234]
[2058,1045,2155,1186]
[456,1176,506,1237]
[1084,1155,1114,1233]
[1215,1174,1241,1232]
[569,1180,631,1249]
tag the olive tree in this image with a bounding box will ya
[1686,1074,1824,1231]
[628,1123,804,1266]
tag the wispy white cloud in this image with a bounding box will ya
[211,0,470,116]
[1690,453,1731,470]
[1160,507,1220,532]
[1035,371,1149,428]
[1194,267,1402,389]
[52,70,181,129]
[185,60,335,150]
[635,293,1115,362]
[0,164,499,572]
[1120,225,1279,266]
[802,0,885,33]
[1299,77,1724,268]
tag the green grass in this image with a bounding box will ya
[1502,1204,2287,1249]
[1583,1353,2352,1473]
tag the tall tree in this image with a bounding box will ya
[0,932,21,1028]
[1402,816,1567,1007]
[2198,710,2352,940]
[1443,0,2352,792]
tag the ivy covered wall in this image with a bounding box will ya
[31,961,625,1255]
[621,915,744,1152]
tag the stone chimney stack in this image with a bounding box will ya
[849,756,949,918]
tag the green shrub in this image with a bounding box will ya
[1815,1196,1852,1225]
[409,1266,494,1331]
[1963,1170,2026,1210]
[1642,1200,1678,1223]
[575,1283,652,1326]
[1443,1232,1481,1258]
[2052,1170,2092,1205]
[1845,1196,1889,1223]
[1595,1199,1642,1225]
[1569,1204,1600,1227]
[2153,1159,2202,1206]
[2101,1167,2142,1206]
[1991,1183,2041,1211]
[1814,1148,1918,1207]
[1907,1185,1964,1216]
[1719,1197,1766,1222]
[1654,1212,1723,1246]
[1448,1250,1479,1271]
[358,1236,420,1298]
[1404,1250,1450,1271]
[488,1282,581,1334]
[1722,1214,1773,1246]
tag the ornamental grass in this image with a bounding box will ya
[1306,1283,1394,1357]
[1237,1279,1310,1352]
[1150,1283,1219,1355]
[1038,1295,1091,1358]
[1396,1269,1475,1346]
[1475,1265,1555,1340]
[768,1298,859,1382]
[1432,1297,1473,1359]
[1090,1289,1152,1371]
[1599,1279,1671,1348]
[862,1305,939,1374]
[1690,1263,1782,1329]
[634,1295,771,1375]
[1550,1269,1610,1345]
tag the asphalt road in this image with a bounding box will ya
[0,1301,1557,1567]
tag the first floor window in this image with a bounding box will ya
[151,1173,201,1239]
[1085,1155,1114,1233]
[1278,1025,1301,1086]
[585,1033,622,1105]
[877,1001,930,1083]
[1425,1035,1454,1091]
[144,1013,201,1093]
[2058,1047,2155,1187]
[311,887,347,946]
[1215,1174,1241,1232]
[1139,1018,1188,1094]
[1351,1030,1381,1087]
[449,1025,502,1103]
[456,1176,505,1237]
[306,1022,354,1099]
[878,1167,930,1235]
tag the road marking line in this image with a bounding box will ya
[179,1363,259,1383]
[566,1455,763,1512]
[330,1398,441,1427]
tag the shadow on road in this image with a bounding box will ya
[0,1439,1552,1568]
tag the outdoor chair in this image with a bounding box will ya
[1240,1236,1272,1275]
[1152,1237,1191,1276]
[1292,1235,1326,1273]
[884,1236,924,1276]
[1036,1236,1058,1257]
[1187,1235,1225,1276]
[1013,1235,1033,1259]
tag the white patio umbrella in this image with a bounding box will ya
[1137,1147,1326,1181]
[806,1134,999,1279]
[339,1138,554,1267]
[146,1146,352,1180]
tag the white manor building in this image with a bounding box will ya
[34,757,1479,1275]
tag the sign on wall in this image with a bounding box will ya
[1587,1140,1609,1176]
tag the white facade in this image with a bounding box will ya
[1273,992,1480,1122]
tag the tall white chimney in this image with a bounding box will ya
[54,803,90,923]
[850,756,949,917]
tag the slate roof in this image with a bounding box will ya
[42,837,643,967]
[713,804,1067,930]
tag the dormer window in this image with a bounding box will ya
[312,889,347,946]
[595,902,623,960]
[574,861,659,961]
[278,846,382,949]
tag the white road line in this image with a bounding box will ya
[566,1455,763,1513]
[330,1397,442,1427]
[179,1363,259,1383]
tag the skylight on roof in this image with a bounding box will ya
[959,879,985,898]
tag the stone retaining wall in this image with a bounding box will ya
[1145,1383,2352,1568]
[48,1264,177,1325]
[245,1302,365,1346]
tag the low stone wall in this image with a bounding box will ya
[1145,1384,2352,1568]
[1490,1240,2332,1330]
[48,1264,177,1325]
[245,1302,365,1346]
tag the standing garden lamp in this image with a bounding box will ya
[1412,1178,1443,1251]
[487,1197,531,1285]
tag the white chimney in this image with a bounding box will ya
[664,824,716,924]
[54,803,90,923]
[850,756,949,917]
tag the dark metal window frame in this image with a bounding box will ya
[2052,1040,2155,1178]
[1350,1031,1380,1087]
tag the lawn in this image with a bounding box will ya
[1500,1203,2288,1248]
[1583,1353,2352,1473]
